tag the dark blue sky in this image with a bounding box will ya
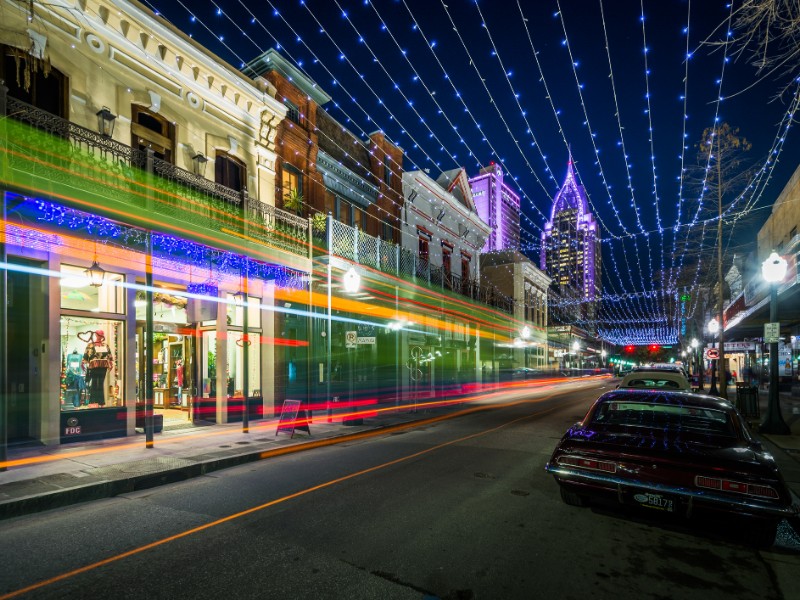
[145,0,799,342]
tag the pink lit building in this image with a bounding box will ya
[541,158,602,327]
[468,163,521,252]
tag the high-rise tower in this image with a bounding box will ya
[540,157,601,327]
[469,163,521,252]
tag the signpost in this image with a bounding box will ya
[764,322,781,344]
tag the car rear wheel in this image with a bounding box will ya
[560,486,588,507]
[743,520,778,549]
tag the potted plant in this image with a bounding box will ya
[283,188,304,215]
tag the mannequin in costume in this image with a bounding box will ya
[65,349,85,408]
[83,330,114,406]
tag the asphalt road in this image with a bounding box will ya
[0,379,798,600]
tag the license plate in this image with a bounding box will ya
[633,492,674,512]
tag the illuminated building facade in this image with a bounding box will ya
[541,158,602,329]
[0,0,298,445]
[468,163,521,252]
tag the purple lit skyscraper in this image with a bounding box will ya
[469,163,521,252]
[541,157,601,327]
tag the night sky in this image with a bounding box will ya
[143,0,799,343]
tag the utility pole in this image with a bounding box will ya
[715,132,727,399]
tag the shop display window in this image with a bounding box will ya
[60,316,124,409]
[227,334,261,397]
[226,294,261,328]
[60,264,124,313]
[202,330,217,398]
[135,290,188,324]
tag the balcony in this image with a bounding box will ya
[2,95,308,260]
[325,218,513,314]
[1,95,511,314]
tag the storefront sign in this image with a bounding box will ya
[706,342,756,351]
[764,322,781,344]
[357,336,376,345]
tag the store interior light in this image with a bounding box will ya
[60,276,90,288]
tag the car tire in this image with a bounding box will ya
[559,486,587,507]
[743,520,777,549]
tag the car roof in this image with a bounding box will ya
[632,364,683,372]
[597,388,734,411]
[621,371,688,382]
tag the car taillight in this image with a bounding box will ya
[557,455,617,474]
[694,475,779,499]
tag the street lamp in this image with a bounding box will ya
[572,340,580,374]
[342,267,361,425]
[601,349,607,369]
[708,318,720,396]
[691,337,702,390]
[521,326,531,369]
[760,250,789,434]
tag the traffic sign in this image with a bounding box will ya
[679,294,691,302]
[764,322,781,344]
[345,330,357,348]
[704,348,719,360]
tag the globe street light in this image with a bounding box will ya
[760,251,789,434]
[572,340,581,374]
[691,337,702,390]
[708,318,720,396]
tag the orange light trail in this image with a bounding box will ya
[0,391,567,600]
[0,376,607,470]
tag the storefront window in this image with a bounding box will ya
[60,316,124,409]
[135,290,188,323]
[60,264,124,313]
[227,334,261,397]
[226,294,261,328]
[202,330,217,398]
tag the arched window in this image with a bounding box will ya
[131,105,175,163]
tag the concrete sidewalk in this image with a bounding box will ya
[1,384,799,523]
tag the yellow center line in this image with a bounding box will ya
[1,391,573,599]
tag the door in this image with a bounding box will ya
[7,262,46,445]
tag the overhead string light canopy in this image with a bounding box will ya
[142,0,799,344]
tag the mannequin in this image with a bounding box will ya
[174,358,184,406]
[83,330,114,406]
[65,349,85,408]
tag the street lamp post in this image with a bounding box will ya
[691,337,702,390]
[601,349,607,370]
[572,340,580,375]
[343,268,362,426]
[761,251,790,434]
[708,318,720,396]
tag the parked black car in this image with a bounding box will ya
[545,389,798,547]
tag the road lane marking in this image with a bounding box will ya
[0,390,588,599]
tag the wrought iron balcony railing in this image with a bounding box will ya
[3,95,308,256]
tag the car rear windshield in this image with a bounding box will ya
[622,378,683,389]
[591,401,735,436]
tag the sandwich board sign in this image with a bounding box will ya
[276,400,310,438]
